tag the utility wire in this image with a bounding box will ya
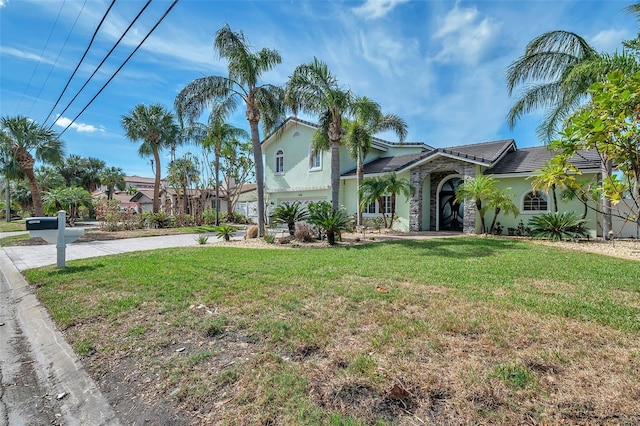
[58,0,180,138]
[48,0,153,130]
[14,0,66,115]
[42,0,117,126]
[29,0,89,118]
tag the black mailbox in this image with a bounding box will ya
[26,217,59,230]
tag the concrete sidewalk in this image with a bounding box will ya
[0,250,121,426]
[3,232,240,271]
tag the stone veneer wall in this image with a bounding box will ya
[409,158,477,233]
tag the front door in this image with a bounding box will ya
[439,177,464,231]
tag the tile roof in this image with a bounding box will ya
[341,139,516,177]
[486,146,601,175]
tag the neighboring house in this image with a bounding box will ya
[231,183,258,223]
[263,117,609,237]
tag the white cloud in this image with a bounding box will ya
[352,0,409,20]
[54,116,104,133]
[0,46,57,66]
[590,29,628,53]
[0,0,7,8]
[432,6,502,65]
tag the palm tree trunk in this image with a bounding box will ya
[247,107,265,237]
[377,198,388,228]
[476,200,486,234]
[328,119,342,211]
[182,184,188,214]
[152,149,161,213]
[214,147,220,226]
[16,149,43,216]
[552,184,558,213]
[389,193,397,229]
[356,160,363,226]
[489,207,501,233]
[330,139,340,211]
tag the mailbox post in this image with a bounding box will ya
[25,210,84,269]
[57,210,66,268]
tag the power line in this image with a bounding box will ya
[58,0,180,138]
[28,0,89,118]
[13,0,66,115]
[48,0,153,130]
[42,0,117,126]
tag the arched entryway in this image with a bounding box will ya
[437,175,464,231]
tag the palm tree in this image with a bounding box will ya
[380,172,414,229]
[167,155,199,214]
[271,201,309,236]
[121,104,181,213]
[286,57,354,211]
[189,116,248,225]
[530,160,572,213]
[175,24,284,236]
[455,175,498,234]
[486,187,519,234]
[358,176,389,228]
[344,97,407,226]
[99,166,126,200]
[0,116,64,216]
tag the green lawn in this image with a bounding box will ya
[0,219,26,232]
[26,238,640,425]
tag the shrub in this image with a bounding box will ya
[294,222,315,243]
[195,235,209,245]
[528,211,589,241]
[307,201,332,239]
[202,208,218,225]
[263,232,276,244]
[309,207,351,245]
[270,201,309,236]
[94,199,122,231]
[143,211,173,229]
[245,225,259,239]
[215,225,236,241]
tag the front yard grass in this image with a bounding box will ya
[26,237,640,425]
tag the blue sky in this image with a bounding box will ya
[1,0,638,177]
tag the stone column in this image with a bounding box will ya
[462,165,477,234]
[409,168,423,231]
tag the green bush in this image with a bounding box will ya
[215,225,236,241]
[528,211,589,241]
[309,207,350,245]
[271,201,309,236]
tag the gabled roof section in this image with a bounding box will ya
[342,152,429,176]
[486,146,601,175]
[262,116,431,151]
[342,138,517,177]
[443,139,516,164]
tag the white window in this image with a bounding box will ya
[523,190,548,212]
[309,145,321,170]
[275,150,284,174]
[363,195,392,215]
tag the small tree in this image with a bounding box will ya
[100,166,126,200]
[486,187,519,234]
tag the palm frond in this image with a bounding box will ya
[174,76,235,123]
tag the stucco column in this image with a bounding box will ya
[409,169,423,231]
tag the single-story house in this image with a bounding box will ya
[262,117,617,237]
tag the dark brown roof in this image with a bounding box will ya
[342,139,516,177]
[486,147,601,175]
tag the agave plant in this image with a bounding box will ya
[308,207,351,245]
[528,211,589,241]
[270,201,309,236]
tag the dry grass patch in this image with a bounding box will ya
[26,239,640,424]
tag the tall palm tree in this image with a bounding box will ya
[344,97,408,225]
[455,175,498,234]
[99,166,126,200]
[286,57,354,211]
[0,116,64,216]
[175,24,284,236]
[121,104,181,213]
